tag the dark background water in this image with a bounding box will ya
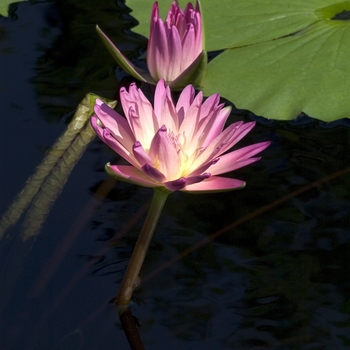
[1,1,350,349]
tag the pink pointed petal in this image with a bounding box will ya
[198,93,220,122]
[219,122,256,153]
[149,125,179,179]
[166,25,183,81]
[175,84,195,124]
[94,101,130,135]
[100,128,139,168]
[178,91,203,144]
[154,80,178,131]
[90,116,105,139]
[184,3,202,53]
[198,106,232,148]
[141,163,166,183]
[187,158,219,177]
[184,172,211,185]
[209,141,271,175]
[126,106,143,144]
[214,157,261,176]
[147,19,169,81]
[195,121,256,168]
[91,118,138,168]
[163,178,187,191]
[190,121,244,170]
[181,176,246,193]
[216,122,257,157]
[192,104,230,150]
[119,84,158,146]
[93,101,135,150]
[96,26,153,83]
[133,141,153,166]
[149,2,159,37]
[184,2,195,15]
[181,24,198,69]
[173,10,186,37]
[106,164,160,188]
[153,79,166,124]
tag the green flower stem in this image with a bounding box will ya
[116,188,169,313]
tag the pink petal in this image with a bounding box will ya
[132,141,153,166]
[209,141,271,175]
[184,172,211,185]
[190,121,244,170]
[173,10,186,37]
[185,4,202,52]
[181,24,198,69]
[166,25,183,81]
[91,117,134,165]
[147,18,169,81]
[194,121,256,169]
[149,2,159,38]
[163,178,187,191]
[120,84,158,147]
[94,102,134,146]
[181,176,246,193]
[184,4,195,19]
[100,128,139,168]
[187,157,219,177]
[154,80,178,131]
[93,102,135,157]
[178,90,203,145]
[197,93,220,123]
[164,172,211,192]
[175,83,195,124]
[198,106,232,149]
[106,164,160,188]
[149,125,179,180]
[216,122,257,156]
[141,163,166,183]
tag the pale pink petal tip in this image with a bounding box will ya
[182,176,246,193]
[106,164,160,188]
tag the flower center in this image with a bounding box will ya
[167,129,194,178]
[168,131,180,151]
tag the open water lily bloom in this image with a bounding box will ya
[96,0,207,89]
[90,80,270,193]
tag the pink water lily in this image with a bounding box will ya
[147,1,204,85]
[90,79,270,193]
[96,1,207,89]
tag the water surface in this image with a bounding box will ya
[1,1,350,349]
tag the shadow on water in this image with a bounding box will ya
[1,1,350,349]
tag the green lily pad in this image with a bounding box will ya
[126,0,350,121]
[202,19,350,121]
[128,0,322,50]
[0,0,25,16]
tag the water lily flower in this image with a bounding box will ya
[90,79,270,193]
[96,1,207,90]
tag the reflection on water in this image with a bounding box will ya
[0,1,350,349]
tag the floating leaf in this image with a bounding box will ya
[127,0,321,50]
[126,0,350,121]
[0,0,26,17]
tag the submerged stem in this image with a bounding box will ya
[116,188,169,313]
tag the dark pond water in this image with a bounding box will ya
[1,1,350,349]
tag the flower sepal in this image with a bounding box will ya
[168,50,207,90]
[96,25,153,84]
